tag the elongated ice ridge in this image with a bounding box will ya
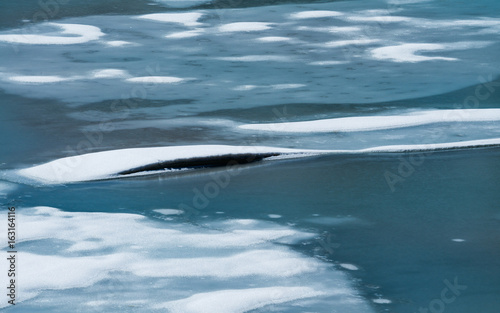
[14,145,314,184]
[239,109,500,133]
[12,140,500,184]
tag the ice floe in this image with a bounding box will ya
[218,22,273,32]
[371,41,492,62]
[90,69,129,79]
[339,263,359,271]
[154,208,185,215]
[372,43,458,62]
[104,40,135,47]
[125,76,187,83]
[290,10,343,19]
[256,36,292,42]
[268,214,282,219]
[0,23,104,45]
[8,75,77,84]
[136,12,204,27]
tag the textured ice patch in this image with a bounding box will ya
[0,182,16,198]
[290,10,343,19]
[19,252,126,290]
[130,250,321,278]
[16,207,310,252]
[372,298,392,304]
[0,23,104,45]
[218,22,273,32]
[0,207,372,312]
[136,12,204,27]
[156,287,326,313]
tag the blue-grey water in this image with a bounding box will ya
[1,0,500,312]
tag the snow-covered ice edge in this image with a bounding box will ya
[7,139,500,184]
